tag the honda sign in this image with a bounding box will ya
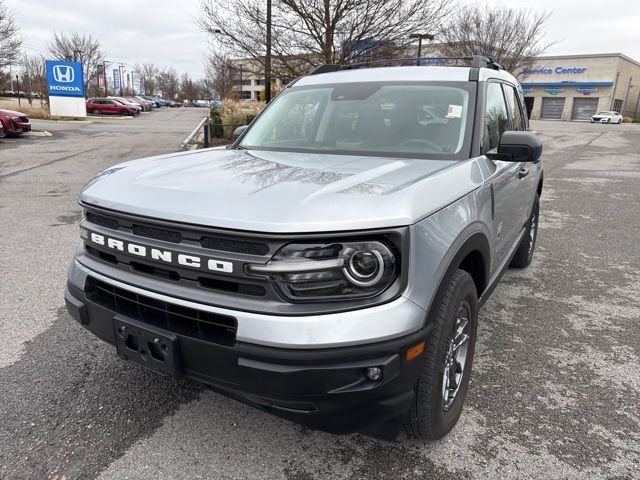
[46,60,85,98]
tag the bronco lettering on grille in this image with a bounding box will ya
[86,231,234,274]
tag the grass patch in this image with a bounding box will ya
[19,106,52,120]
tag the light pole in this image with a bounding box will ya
[103,60,109,96]
[265,0,272,103]
[623,76,633,116]
[131,71,136,96]
[119,64,125,96]
[409,33,434,66]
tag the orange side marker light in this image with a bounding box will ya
[406,341,426,361]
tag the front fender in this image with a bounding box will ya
[404,185,493,324]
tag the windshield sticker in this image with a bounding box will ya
[447,105,463,118]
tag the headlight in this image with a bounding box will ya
[248,240,398,301]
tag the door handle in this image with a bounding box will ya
[518,167,529,179]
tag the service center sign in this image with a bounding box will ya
[45,60,85,98]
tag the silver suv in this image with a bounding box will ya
[65,56,543,441]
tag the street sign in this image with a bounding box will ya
[45,60,85,98]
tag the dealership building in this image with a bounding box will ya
[518,53,640,121]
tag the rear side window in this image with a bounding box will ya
[503,84,526,131]
[485,82,509,151]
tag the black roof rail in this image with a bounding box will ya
[309,64,346,75]
[308,54,505,76]
[471,54,504,71]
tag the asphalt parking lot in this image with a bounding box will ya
[1,111,639,479]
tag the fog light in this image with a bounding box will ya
[365,367,383,382]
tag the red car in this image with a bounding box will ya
[0,109,31,136]
[86,98,138,116]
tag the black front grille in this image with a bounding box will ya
[132,224,182,243]
[86,212,119,230]
[84,245,267,297]
[86,277,237,346]
[201,235,269,255]
[85,210,270,256]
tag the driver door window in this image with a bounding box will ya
[485,82,509,151]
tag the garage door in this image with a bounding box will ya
[571,97,599,121]
[541,97,565,120]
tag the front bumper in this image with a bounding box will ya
[65,260,430,436]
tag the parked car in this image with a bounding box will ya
[86,98,138,116]
[124,97,152,112]
[152,97,169,107]
[133,96,155,110]
[66,55,543,441]
[590,111,623,124]
[0,109,32,136]
[107,97,143,114]
[140,96,162,108]
[0,121,5,138]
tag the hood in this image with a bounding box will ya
[81,149,485,233]
[0,109,26,117]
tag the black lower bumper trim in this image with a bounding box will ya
[65,281,430,437]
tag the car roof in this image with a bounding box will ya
[294,66,519,87]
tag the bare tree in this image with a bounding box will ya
[48,32,105,90]
[439,4,553,73]
[20,54,47,105]
[205,51,240,99]
[179,73,201,102]
[156,67,180,99]
[197,0,453,78]
[0,0,21,69]
[135,62,159,95]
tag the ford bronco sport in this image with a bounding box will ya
[65,55,543,440]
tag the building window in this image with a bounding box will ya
[613,99,623,113]
[256,79,265,86]
[241,79,252,86]
[239,90,252,100]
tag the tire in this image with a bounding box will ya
[404,269,478,440]
[91,109,100,114]
[509,194,540,268]
[120,109,129,116]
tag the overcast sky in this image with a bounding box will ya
[6,0,640,79]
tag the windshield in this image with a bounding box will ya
[240,82,475,160]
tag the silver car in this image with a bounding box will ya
[65,56,543,441]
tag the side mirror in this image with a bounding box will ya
[232,125,248,141]
[492,131,542,163]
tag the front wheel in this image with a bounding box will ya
[509,194,540,268]
[403,269,478,440]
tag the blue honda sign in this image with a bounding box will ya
[45,60,85,98]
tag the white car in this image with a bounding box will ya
[590,111,623,124]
